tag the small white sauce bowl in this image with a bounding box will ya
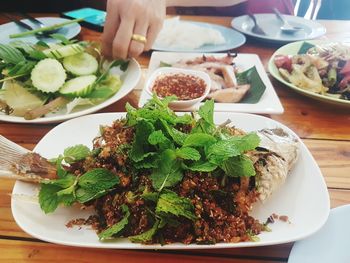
[145,67,211,110]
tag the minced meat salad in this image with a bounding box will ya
[39,95,266,245]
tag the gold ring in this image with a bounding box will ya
[131,34,147,44]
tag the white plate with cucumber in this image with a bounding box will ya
[0,39,141,123]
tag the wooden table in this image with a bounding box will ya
[0,15,349,263]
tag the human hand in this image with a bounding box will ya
[102,0,166,59]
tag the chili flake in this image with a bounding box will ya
[152,73,206,100]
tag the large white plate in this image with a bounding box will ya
[268,40,350,107]
[12,112,330,249]
[139,52,284,114]
[0,17,81,44]
[0,59,141,123]
[231,14,326,44]
[152,21,246,52]
[288,205,350,263]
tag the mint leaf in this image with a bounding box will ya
[43,174,76,188]
[156,191,196,221]
[221,155,256,177]
[198,99,214,125]
[39,184,61,214]
[63,144,91,164]
[207,140,241,165]
[187,161,217,172]
[176,147,201,161]
[183,133,216,148]
[129,220,160,243]
[148,130,167,145]
[98,205,130,240]
[159,119,188,146]
[76,168,120,203]
[227,133,260,153]
[129,120,155,162]
[141,192,159,203]
[207,133,260,165]
[151,149,183,191]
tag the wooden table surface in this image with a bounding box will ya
[0,15,349,263]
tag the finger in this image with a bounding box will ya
[129,19,149,58]
[101,1,120,59]
[144,21,163,51]
[112,16,135,59]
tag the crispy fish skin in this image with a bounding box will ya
[0,135,57,183]
[249,128,299,202]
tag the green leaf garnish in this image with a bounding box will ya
[98,205,130,240]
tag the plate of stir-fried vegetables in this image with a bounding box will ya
[269,41,350,107]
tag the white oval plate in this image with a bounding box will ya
[0,59,141,123]
[152,21,246,52]
[268,40,350,107]
[232,14,326,44]
[288,205,350,263]
[0,17,81,44]
[11,112,330,249]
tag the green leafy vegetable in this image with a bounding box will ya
[129,221,160,243]
[176,147,201,161]
[221,155,256,177]
[98,205,130,240]
[237,66,266,104]
[151,149,183,191]
[156,191,196,221]
[183,133,216,148]
[76,168,120,203]
[63,144,91,163]
[39,184,62,213]
[298,42,315,55]
[0,43,25,64]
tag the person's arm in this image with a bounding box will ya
[166,0,246,7]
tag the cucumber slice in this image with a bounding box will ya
[31,58,66,93]
[2,80,44,117]
[63,52,98,76]
[43,44,85,59]
[60,75,97,98]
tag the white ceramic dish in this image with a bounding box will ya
[145,67,211,110]
[139,52,284,114]
[268,40,350,107]
[288,205,350,263]
[0,59,141,123]
[231,14,326,44]
[12,112,330,249]
[0,17,81,44]
[152,21,246,52]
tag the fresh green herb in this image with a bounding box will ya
[221,155,256,177]
[156,190,196,221]
[63,144,91,163]
[76,168,120,203]
[0,43,25,64]
[129,220,160,243]
[98,205,130,240]
[151,149,183,191]
[38,168,120,212]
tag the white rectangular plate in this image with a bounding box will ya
[139,52,284,114]
[11,112,329,249]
